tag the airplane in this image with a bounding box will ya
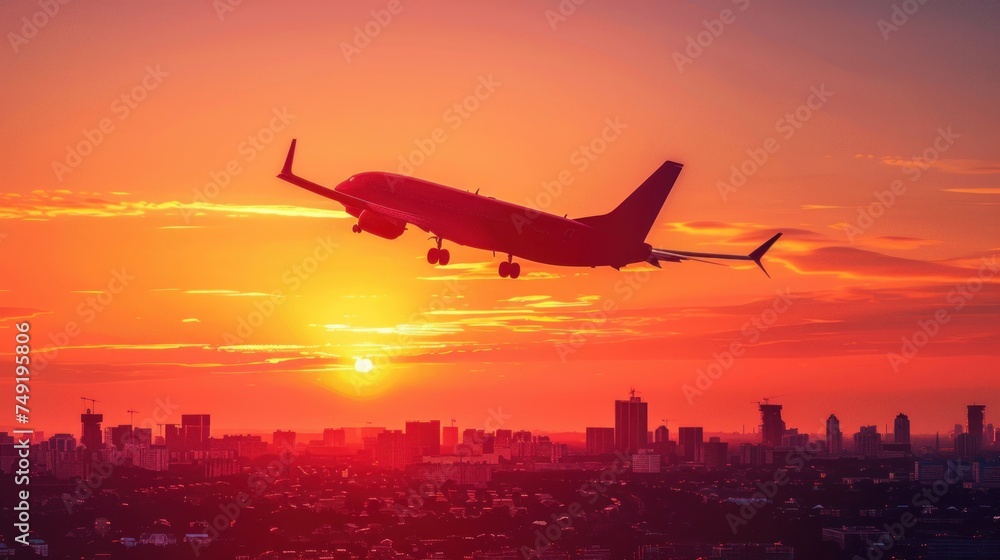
[277,139,781,279]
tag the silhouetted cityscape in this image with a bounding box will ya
[1,393,998,559]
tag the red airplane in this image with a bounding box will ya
[277,140,781,279]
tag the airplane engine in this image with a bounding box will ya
[356,210,406,239]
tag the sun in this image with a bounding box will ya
[354,357,374,374]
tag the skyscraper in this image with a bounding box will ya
[273,430,296,450]
[80,411,103,452]
[968,404,986,456]
[759,404,785,447]
[181,414,210,451]
[405,420,441,460]
[826,414,842,455]
[614,392,648,454]
[894,413,911,444]
[704,438,728,469]
[322,428,346,447]
[987,423,995,447]
[853,426,881,459]
[442,426,459,454]
[586,427,616,454]
[677,427,704,463]
[376,430,407,470]
[654,425,669,443]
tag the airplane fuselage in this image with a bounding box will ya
[336,172,652,268]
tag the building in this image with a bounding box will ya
[442,425,459,454]
[272,430,296,450]
[677,427,703,463]
[376,430,407,470]
[631,451,661,473]
[704,438,728,469]
[404,420,441,461]
[181,414,210,451]
[826,414,842,455]
[987,423,995,447]
[654,425,669,443]
[614,392,648,454]
[80,411,103,452]
[968,404,986,455]
[854,426,881,458]
[586,427,616,454]
[759,404,785,447]
[322,428,346,447]
[894,413,911,444]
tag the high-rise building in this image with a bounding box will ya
[987,423,995,447]
[586,427,616,454]
[894,413,911,444]
[272,430,296,450]
[614,392,648,454]
[376,430,407,470]
[404,420,441,460]
[968,405,986,455]
[704,438,728,469]
[181,414,210,451]
[853,426,881,458]
[654,425,669,443]
[322,428,346,447]
[677,427,704,462]
[759,404,785,447]
[826,414,842,455]
[442,426,459,454]
[81,411,103,452]
[164,424,183,452]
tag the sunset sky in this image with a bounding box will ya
[1,1,997,438]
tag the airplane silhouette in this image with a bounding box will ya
[277,139,781,279]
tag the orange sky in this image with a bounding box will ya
[1,1,997,438]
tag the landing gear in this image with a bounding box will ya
[427,237,450,265]
[352,224,362,233]
[498,255,520,279]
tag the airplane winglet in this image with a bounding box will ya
[748,232,782,278]
[280,138,297,177]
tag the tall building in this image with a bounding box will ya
[968,405,986,456]
[853,426,881,458]
[586,427,616,454]
[80,411,103,452]
[704,438,728,469]
[987,423,995,447]
[677,427,704,463]
[442,426,459,454]
[272,430,296,450]
[164,424,183,452]
[404,420,441,461]
[759,404,785,447]
[654,425,669,443]
[376,430,407,470]
[614,392,648,454]
[181,414,210,451]
[322,428,346,447]
[495,429,513,448]
[826,414,842,455]
[894,413,911,444]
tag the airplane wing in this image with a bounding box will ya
[276,139,436,233]
[648,233,782,277]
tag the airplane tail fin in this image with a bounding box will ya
[575,161,683,244]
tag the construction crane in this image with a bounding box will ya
[751,394,787,406]
[81,397,100,413]
[126,409,140,427]
[629,387,642,398]
[660,418,677,429]
[450,418,456,427]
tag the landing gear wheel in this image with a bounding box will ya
[352,224,362,233]
[427,248,440,264]
[438,249,450,266]
[509,262,520,279]
[498,261,510,278]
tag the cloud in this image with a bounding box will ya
[879,158,1000,175]
[776,247,998,281]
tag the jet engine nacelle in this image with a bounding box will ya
[357,210,405,239]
